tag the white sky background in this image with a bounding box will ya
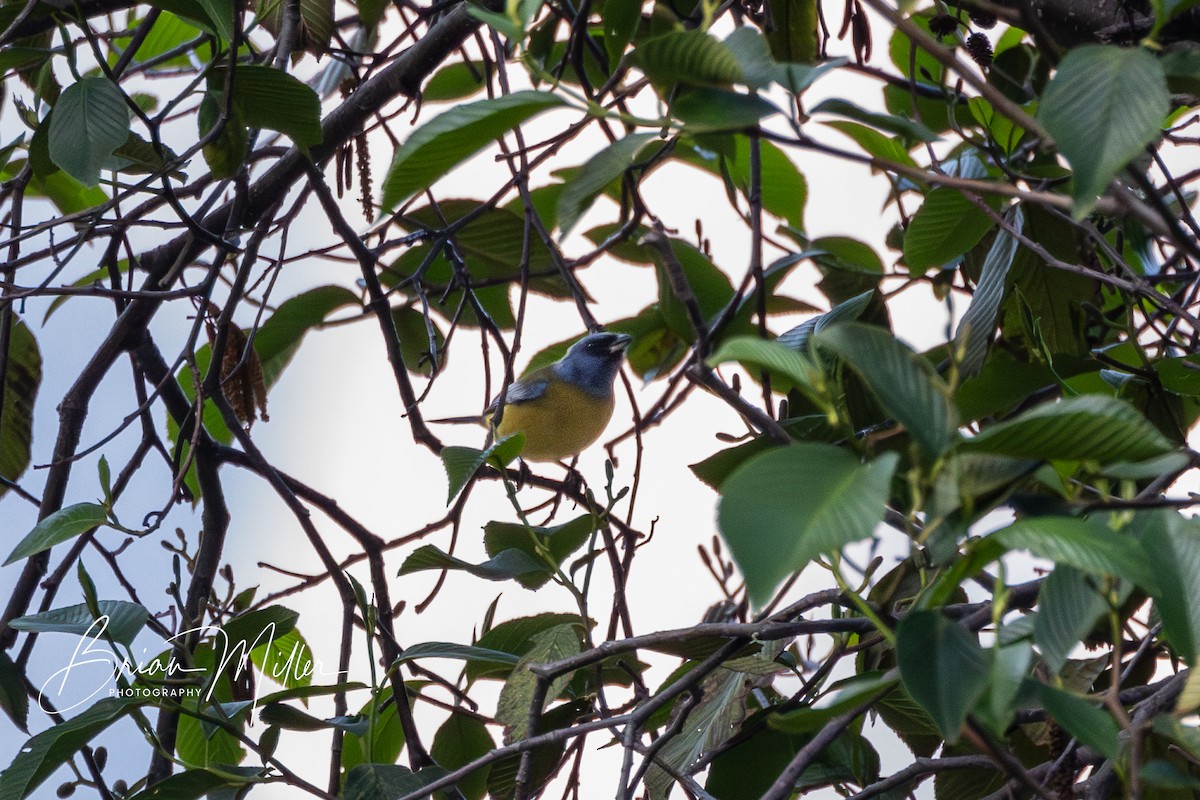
[2,2,1199,798]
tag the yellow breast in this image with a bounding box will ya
[493,382,616,462]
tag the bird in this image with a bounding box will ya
[484,331,632,462]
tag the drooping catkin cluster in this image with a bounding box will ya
[966,32,994,67]
[206,316,269,427]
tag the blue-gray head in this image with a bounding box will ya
[552,332,632,397]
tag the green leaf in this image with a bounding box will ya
[1156,355,1200,396]
[903,188,998,271]
[0,319,39,502]
[602,0,641,66]
[769,671,899,733]
[468,613,584,681]
[875,683,943,757]
[486,702,578,800]
[257,681,366,706]
[646,648,787,799]
[467,0,541,40]
[344,764,446,800]
[812,97,938,142]
[0,698,135,800]
[440,445,492,503]
[431,711,496,800]
[0,651,28,732]
[382,91,563,210]
[1098,451,1191,481]
[897,611,989,743]
[128,12,203,66]
[557,132,662,238]
[391,306,446,377]
[398,544,545,583]
[717,444,899,606]
[672,87,779,132]
[707,726,879,798]
[25,162,107,213]
[1033,565,1111,674]
[1138,511,1200,664]
[0,47,49,73]
[1140,760,1200,791]
[750,138,808,229]
[814,322,957,458]
[968,96,1025,155]
[422,60,491,102]
[954,207,1022,377]
[495,623,582,741]
[4,502,107,566]
[195,0,234,41]
[394,200,571,298]
[258,703,335,731]
[222,65,323,147]
[888,9,949,84]
[1034,683,1120,760]
[254,286,359,383]
[356,0,388,27]
[807,234,887,300]
[482,515,596,590]
[441,433,525,504]
[104,132,183,179]
[48,78,131,187]
[1038,45,1168,216]
[257,0,334,55]
[221,606,299,664]
[763,0,818,63]
[250,625,312,691]
[340,687,405,770]
[688,415,835,491]
[633,30,743,87]
[824,119,918,167]
[646,236,734,339]
[1151,0,1200,32]
[992,516,1156,590]
[706,335,822,393]
[961,394,1176,463]
[9,601,148,646]
[197,89,247,180]
[126,767,264,799]
[777,289,873,353]
[1162,46,1200,95]
[976,640,1032,736]
[393,642,520,668]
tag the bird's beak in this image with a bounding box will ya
[609,333,633,354]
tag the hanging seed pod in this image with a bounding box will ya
[969,10,998,29]
[355,130,373,221]
[929,12,959,38]
[966,32,994,67]
[213,322,269,427]
[851,3,873,63]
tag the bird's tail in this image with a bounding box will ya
[427,414,487,425]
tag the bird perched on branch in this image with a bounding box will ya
[435,332,632,462]
[491,332,632,462]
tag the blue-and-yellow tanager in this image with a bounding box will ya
[483,332,632,462]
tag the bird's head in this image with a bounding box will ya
[554,332,633,396]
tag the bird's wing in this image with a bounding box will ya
[484,373,550,414]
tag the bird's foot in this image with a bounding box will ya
[514,458,532,491]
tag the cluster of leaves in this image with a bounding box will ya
[3,0,1200,796]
